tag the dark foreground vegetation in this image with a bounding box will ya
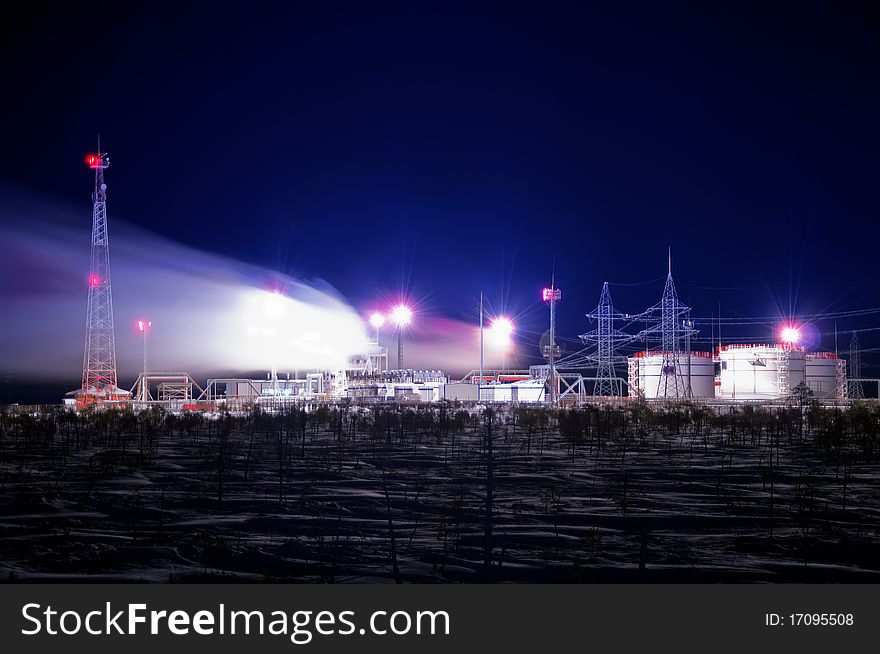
[1,400,879,582]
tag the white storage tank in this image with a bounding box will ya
[805,353,846,399]
[627,351,716,399]
[717,344,806,400]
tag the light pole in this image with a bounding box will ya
[684,319,693,398]
[479,293,484,402]
[370,312,385,344]
[390,304,413,370]
[488,316,514,375]
[136,319,152,401]
[369,312,385,374]
[481,308,515,401]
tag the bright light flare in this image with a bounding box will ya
[89,274,100,287]
[780,325,801,344]
[487,315,515,349]
[390,304,413,327]
[369,312,385,328]
[136,320,152,333]
[490,316,514,337]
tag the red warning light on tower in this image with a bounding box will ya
[85,153,109,169]
[89,274,100,287]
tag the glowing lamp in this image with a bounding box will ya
[490,316,514,338]
[369,312,385,328]
[780,325,800,344]
[89,274,100,287]
[390,304,413,327]
[487,315,515,349]
[137,320,152,333]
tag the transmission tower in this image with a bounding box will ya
[577,282,636,396]
[636,252,698,398]
[849,332,864,399]
[79,149,122,405]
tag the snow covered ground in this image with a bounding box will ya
[1,403,878,582]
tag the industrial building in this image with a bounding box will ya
[335,370,448,402]
[198,369,448,406]
[194,370,544,407]
[478,379,546,403]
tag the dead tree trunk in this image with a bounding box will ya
[483,408,494,580]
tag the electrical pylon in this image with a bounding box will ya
[636,251,698,398]
[578,282,636,396]
[79,148,123,405]
[849,332,864,399]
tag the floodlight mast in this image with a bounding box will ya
[137,320,152,401]
[390,304,412,369]
[479,292,484,402]
[369,312,384,343]
[490,316,514,372]
[369,312,385,374]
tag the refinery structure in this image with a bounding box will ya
[65,152,861,413]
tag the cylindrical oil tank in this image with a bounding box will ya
[717,344,806,400]
[627,351,715,398]
[805,353,846,399]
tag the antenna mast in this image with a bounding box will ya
[542,277,562,406]
[79,148,123,407]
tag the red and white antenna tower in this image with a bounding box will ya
[79,146,123,406]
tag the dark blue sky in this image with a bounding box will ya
[3,1,880,379]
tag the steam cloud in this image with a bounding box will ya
[0,188,520,388]
[0,189,370,382]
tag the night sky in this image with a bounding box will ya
[2,1,880,401]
